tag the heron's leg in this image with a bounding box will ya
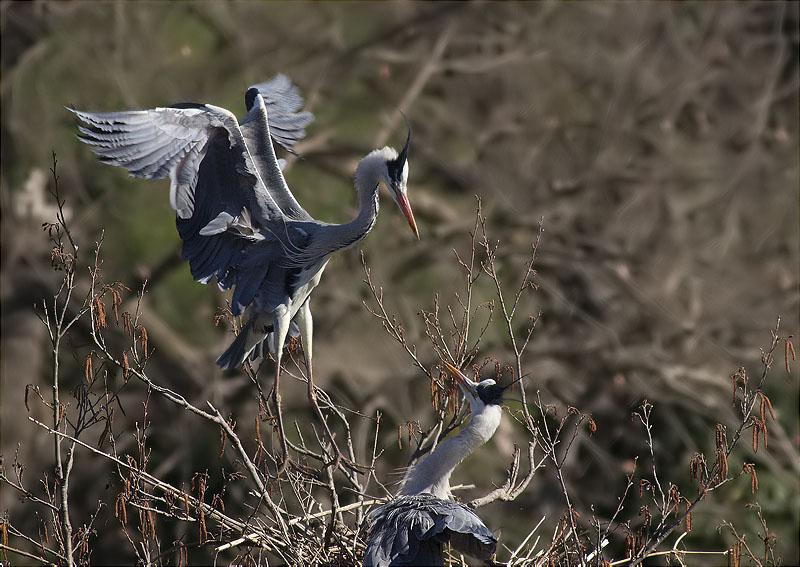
[297,298,342,466]
[272,306,292,475]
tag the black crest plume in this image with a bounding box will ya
[387,115,411,184]
[476,375,523,406]
[476,383,506,406]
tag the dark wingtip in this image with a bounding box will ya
[244,87,259,112]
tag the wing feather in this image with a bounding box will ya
[364,494,497,566]
[72,76,315,330]
[245,73,313,152]
[240,90,312,221]
[70,105,222,219]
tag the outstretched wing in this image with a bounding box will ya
[364,494,497,566]
[72,75,317,320]
[70,104,283,222]
[71,102,293,312]
[239,91,313,222]
[246,73,313,151]
[71,105,222,219]
[240,74,314,222]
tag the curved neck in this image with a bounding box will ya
[312,155,383,257]
[343,176,381,249]
[399,405,502,500]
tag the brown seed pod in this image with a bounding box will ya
[85,353,93,385]
[94,297,107,329]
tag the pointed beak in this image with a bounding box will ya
[443,362,477,398]
[395,190,419,239]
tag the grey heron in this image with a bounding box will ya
[71,74,419,472]
[363,362,508,566]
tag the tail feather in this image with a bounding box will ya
[248,321,300,362]
[217,320,300,370]
[216,321,264,370]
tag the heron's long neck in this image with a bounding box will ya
[399,405,502,500]
[313,158,381,257]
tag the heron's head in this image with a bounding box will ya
[443,362,508,413]
[380,121,419,239]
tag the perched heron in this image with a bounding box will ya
[363,362,509,566]
[71,74,419,471]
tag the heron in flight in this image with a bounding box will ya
[363,362,509,566]
[71,74,419,471]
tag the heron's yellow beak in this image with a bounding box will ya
[395,191,419,239]
[443,362,476,396]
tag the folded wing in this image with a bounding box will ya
[364,494,497,566]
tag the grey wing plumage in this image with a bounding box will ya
[172,122,294,313]
[69,105,222,219]
[71,99,290,312]
[363,494,497,567]
[245,73,313,152]
[72,76,316,347]
[239,88,313,222]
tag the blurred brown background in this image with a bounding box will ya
[2,2,798,565]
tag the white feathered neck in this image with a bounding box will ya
[398,403,502,500]
[302,147,397,261]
